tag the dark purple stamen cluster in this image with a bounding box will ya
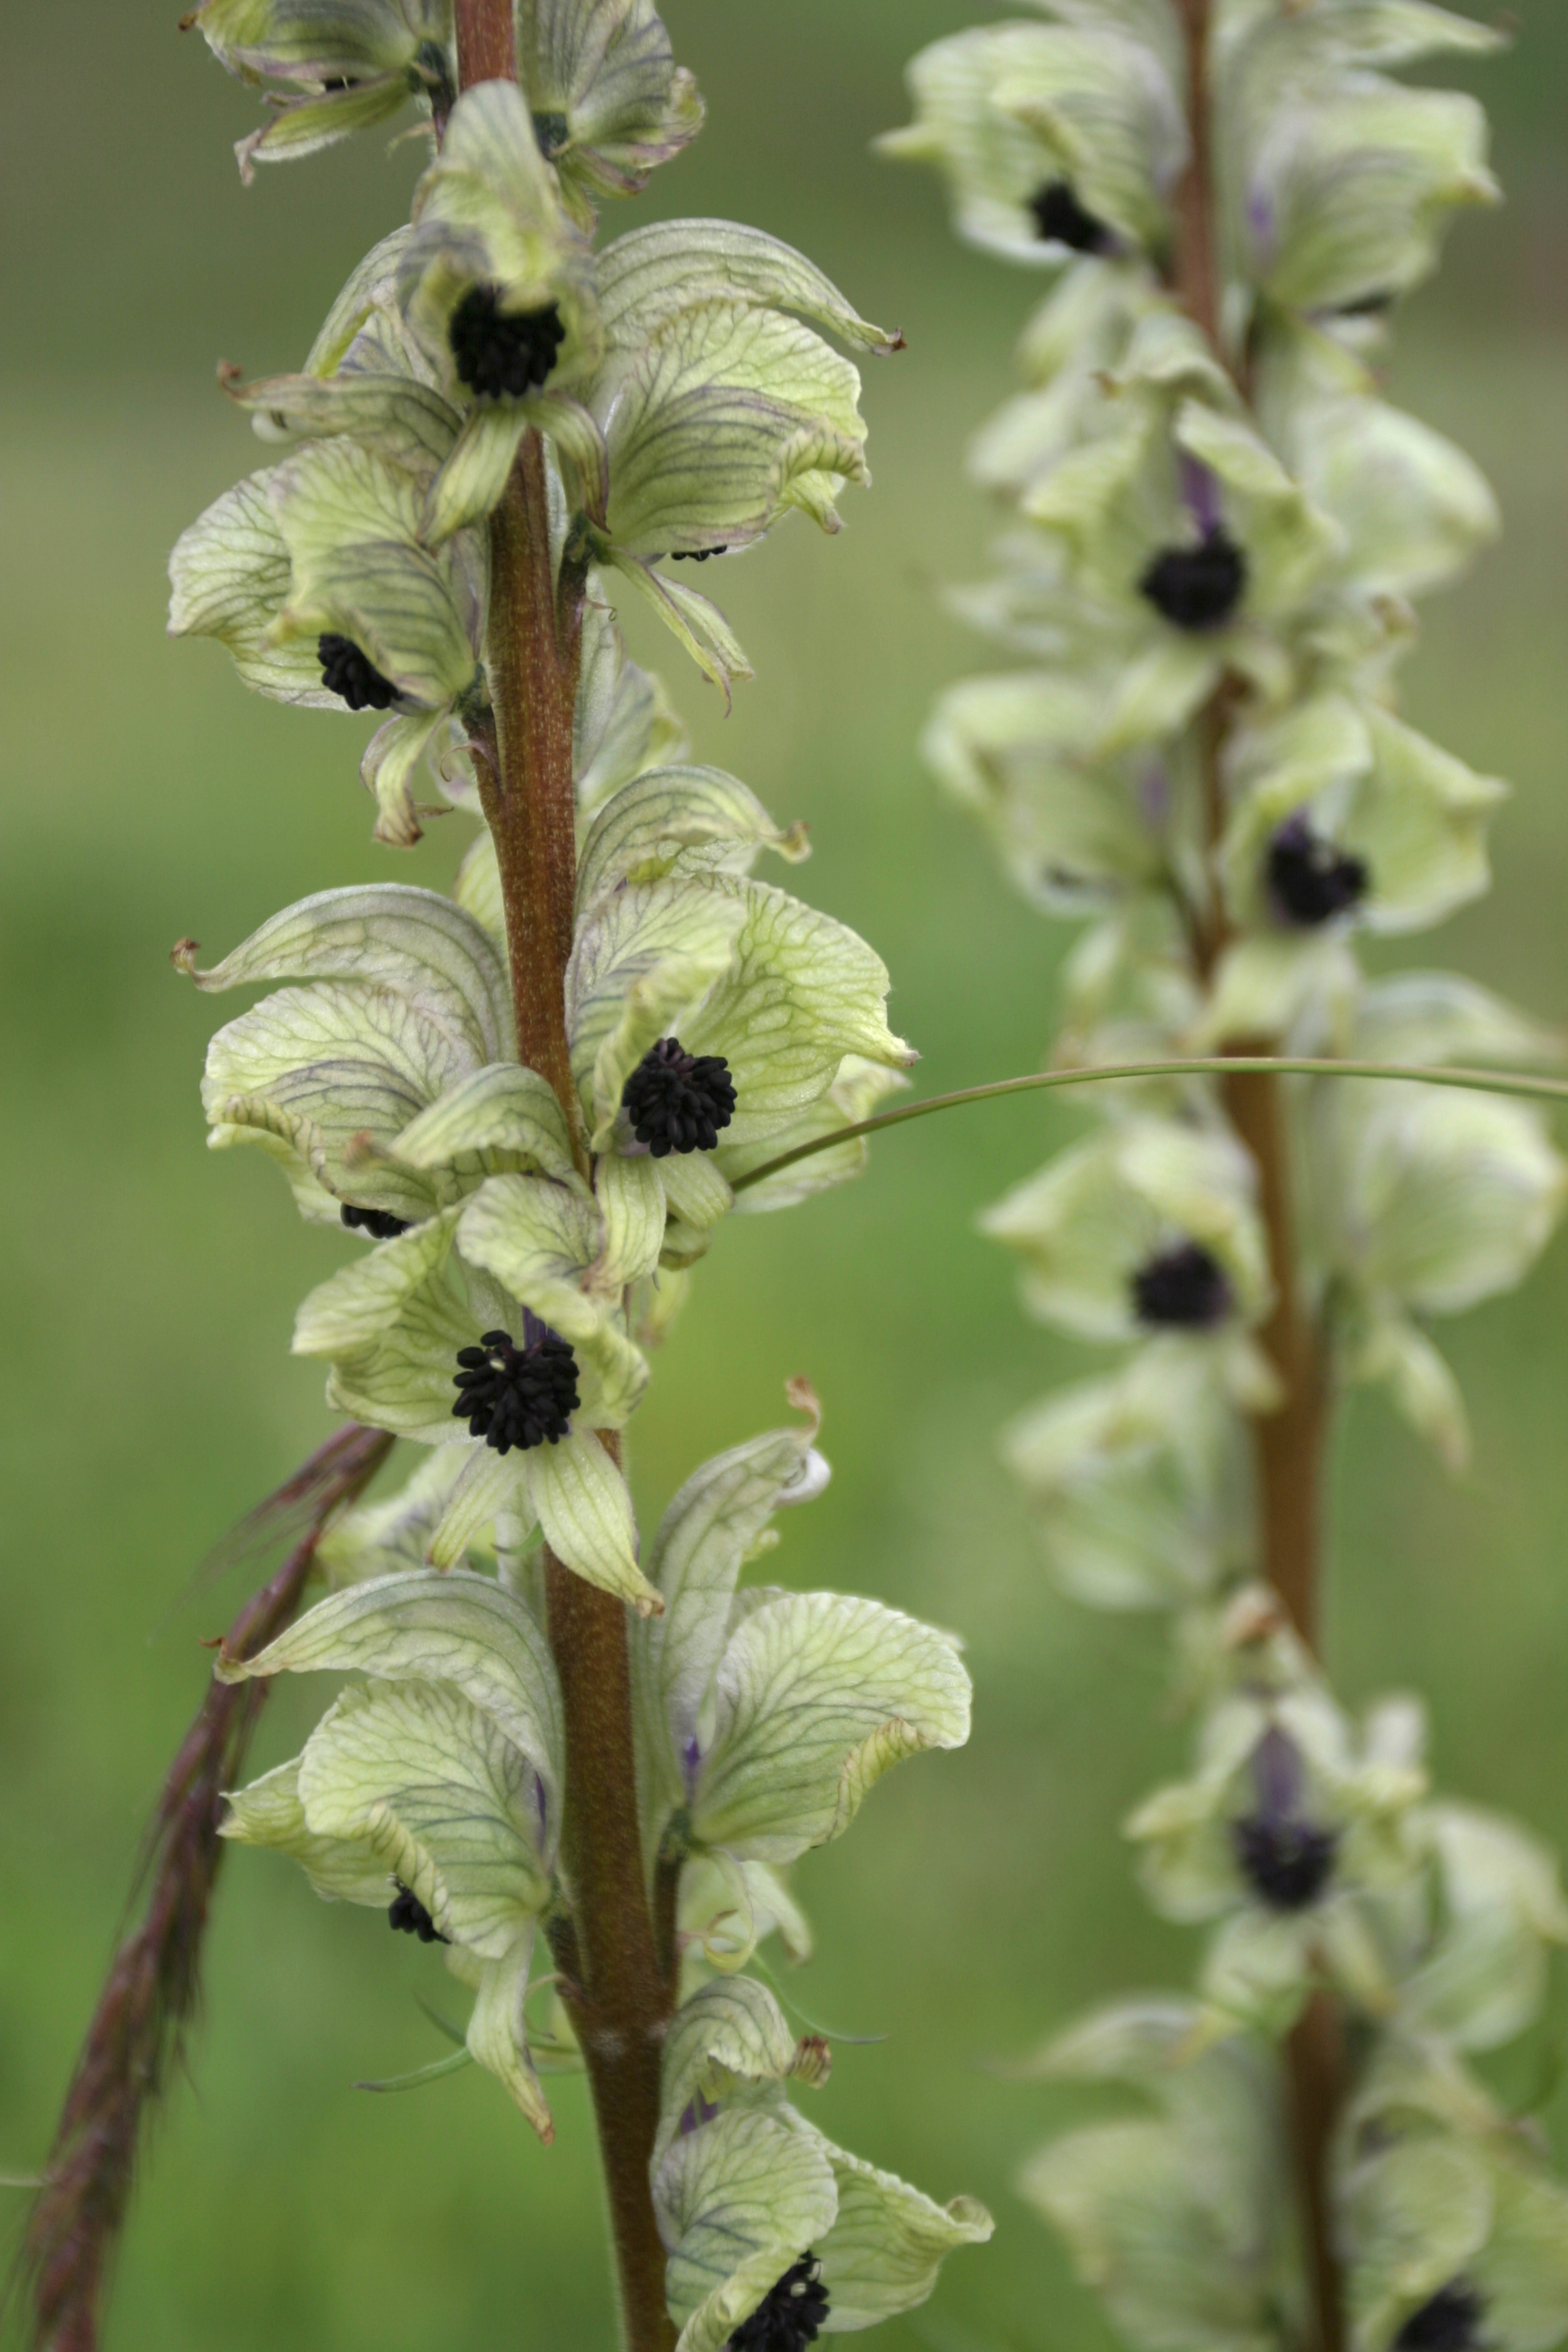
[1394,2285,1486,2352]
[1232,1726,1338,1911]
[1029,178,1112,254]
[727,2255,830,2351]
[1232,1815,1339,1910]
[452,1328,580,1453]
[1132,1241,1233,1331]
[449,285,567,399]
[1139,528,1247,632]
[387,1882,447,1944]
[341,1203,411,1241]
[670,547,727,562]
[318,632,400,711]
[622,1037,737,1158]
[1267,815,1370,928]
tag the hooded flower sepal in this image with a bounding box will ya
[577,220,896,697]
[185,883,515,1226]
[1314,1076,1566,1472]
[1229,8,1502,319]
[517,0,703,227]
[1393,1803,1568,2056]
[567,846,914,1263]
[583,322,869,697]
[629,1387,969,1892]
[186,0,455,181]
[1338,2034,1568,2352]
[1000,1351,1254,1614]
[652,1991,992,2352]
[395,80,607,542]
[168,441,487,841]
[1199,694,1506,1046]
[1015,1996,1305,2352]
[876,11,1185,268]
[217,1566,564,2134]
[1127,1678,1429,2038]
[921,667,1207,921]
[979,1116,1280,1411]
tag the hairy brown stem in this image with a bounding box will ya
[455,12,675,2344]
[1171,9,1344,2350]
[23,1423,393,2352]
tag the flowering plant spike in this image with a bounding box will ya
[885,8,1568,2352]
[24,2,996,2344]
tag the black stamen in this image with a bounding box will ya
[621,1037,737,1158]
[1139,528,1247,632]
[341,1203,411,1241]
[451,1326,579,1453]
[319,75,358,91]
[532,109,570,158]
[728,2254,830,2352]
[1394,2285,1486,2352]
[449,284,567,400]
[1028,179,1112,255]
[669,547,727,562]
[318,632,400,711]
[1266,814,1369,928]
[1131,1241,1232,1331]
[387,1882,448,1944]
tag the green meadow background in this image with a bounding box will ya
[3,5,1567,2347]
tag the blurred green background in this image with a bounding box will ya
[3,5,1567,2347]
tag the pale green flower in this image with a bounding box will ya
[1016,1996,1303,2352]
[1224,3,1501,317]
[1203,694,1505,1044]
[168,438,487,843]
[981,1117,1280,1410]
[1393,1803,1568,2055]
[1312,1076,1566,1468]
[922,669,1196,919]
[627,1393,970,1960]
[1126,1674,1429,2036]
[517,0,703,226]
[188,0,454,179]
[877,12,1185,266]
[219,1570,565,2135]
[652,1975,991,2349]
[1001,1354,1253,1612]
[1339,2036,1568,2352]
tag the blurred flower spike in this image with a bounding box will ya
[887,5,1568,2352]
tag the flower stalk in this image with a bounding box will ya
[158,2,993,2345]
[452,11,674,2340]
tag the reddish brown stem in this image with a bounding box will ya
[456,13,675,2345]
[482,432,587,1142]
[454,0,514,86]
[1171,9,1344,2351]
[24,1424,393,2352]
[547,1519,676,2352]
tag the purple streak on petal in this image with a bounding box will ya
[682,1734,702,1798]
[1248,182,1276,265]
[1139,763,1171,828]
[1178,452,1222,537]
